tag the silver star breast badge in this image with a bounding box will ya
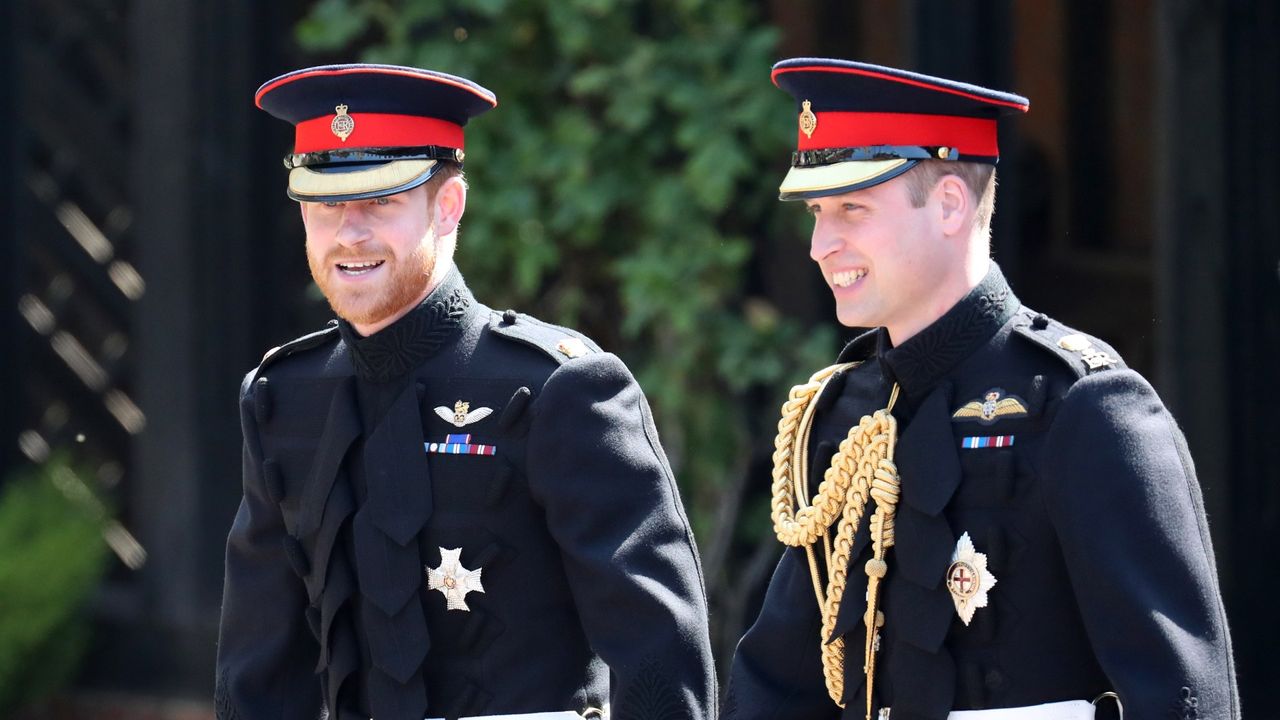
[945,532,997,625]
[426,547,485,611]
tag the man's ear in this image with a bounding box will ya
[935,174,971,237]
[433,176,467,236]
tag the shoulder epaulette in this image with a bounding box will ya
[257,321,341,375]
[835,328,879,364]
[488,309,603,366]
[1011,309,1126,379]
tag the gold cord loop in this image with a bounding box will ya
[771,365,902,719]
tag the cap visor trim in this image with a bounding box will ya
[288,159,438,202]
[778,159,914,200]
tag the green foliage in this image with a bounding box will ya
[0,459,110,715]
[296,0,831,563]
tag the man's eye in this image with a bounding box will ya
[322,201,341,208]
[373,197,391,206]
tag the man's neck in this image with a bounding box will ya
[885,255,990,347]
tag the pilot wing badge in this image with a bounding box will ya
[435,400,493,428]
[951,387,1028,425]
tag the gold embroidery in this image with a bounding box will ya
[330,103,355,141]
[951,388,1029,423]
[799,99,818,139]
[771,363,900,718]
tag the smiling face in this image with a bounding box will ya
[804,171,980,344]
[300,174,467,336]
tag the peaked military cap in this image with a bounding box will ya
[771,58,1029,200]
[255,63,497,202]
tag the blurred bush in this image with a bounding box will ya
[0,458,110,715]
[297,0,834,663]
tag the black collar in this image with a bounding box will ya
[873,263,1019,397]
[337,268,479,383]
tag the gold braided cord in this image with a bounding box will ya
[771,368,901,718]
[791,368,833,609]
[770,363,858,548]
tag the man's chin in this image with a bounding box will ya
[328,297,392,330]
[835,307,874,329]
[329,292,429,334]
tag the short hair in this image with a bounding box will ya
[901,160,997,232]
[423,160,466,199]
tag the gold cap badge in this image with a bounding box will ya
[799,99,818,139]
[330,103,355,142]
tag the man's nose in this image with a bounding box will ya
[809,219,843,263]
[334,207,372,247]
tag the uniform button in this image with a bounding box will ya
[502,308,518,324]
[254,377,273,424]
[984,668,1005,690]
[1031,313,1049,330]
[498,386,533,432]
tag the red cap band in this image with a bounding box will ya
[294,113,465,154]
[799,111,999,157]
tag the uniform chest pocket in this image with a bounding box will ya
[955,444,1021,507]
[419,377,526,511]
[952,411,1048,508]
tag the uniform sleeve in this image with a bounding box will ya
[724,548,840,720]
[1040,370,1239,719]
[525,353,716,720]
[215,373,322,720]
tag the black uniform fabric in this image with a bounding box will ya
[216,269,716,720]
[724,264,1238,720]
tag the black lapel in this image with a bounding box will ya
[362,381,433,545]
[295,376,361,539]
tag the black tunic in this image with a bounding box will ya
[725,264,1237,720]
[216,269,716,720]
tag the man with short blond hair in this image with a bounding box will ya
[725,58,1237,720]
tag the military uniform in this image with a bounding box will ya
[726,266,1237,720]
[724,59,1237,720]
[216,65,716,720]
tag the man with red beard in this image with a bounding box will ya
[215,64,715,720]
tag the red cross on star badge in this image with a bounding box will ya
[945,532,997,625]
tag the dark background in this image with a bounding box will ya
[3,0,1276,715]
